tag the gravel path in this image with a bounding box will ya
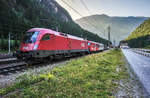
[115,51,149,97]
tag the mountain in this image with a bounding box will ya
[76,14,147,45]
[125,18,150,48]
[0,0,72,28]
[0,0,109,50]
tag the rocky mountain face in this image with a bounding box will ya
[76,14,147,44]
[5,0,72,22]
[0,0,73,34]
[37,0,72,22]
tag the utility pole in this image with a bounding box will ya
[56,27,58,32]
[113,40,116,47]
[8,33,10,53]
[108,26,110,47]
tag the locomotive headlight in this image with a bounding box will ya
[33,45,38,50]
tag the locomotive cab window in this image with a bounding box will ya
[41,34,50,41]
[22,31,39,43]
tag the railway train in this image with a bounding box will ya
[16,28,105,61]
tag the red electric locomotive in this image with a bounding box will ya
[16,28,89,60]
[16,28,105,61]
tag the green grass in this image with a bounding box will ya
[0,49,128,97]
[144,45,150,49]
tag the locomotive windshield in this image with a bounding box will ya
[22,31,39,43]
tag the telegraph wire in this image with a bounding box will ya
[80,0,106,36]
[60,0,103,33]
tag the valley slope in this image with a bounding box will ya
[76,14,147,44]
[125,18,150,48]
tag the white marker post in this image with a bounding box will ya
[8,33,10,53]
[56,27,58,32]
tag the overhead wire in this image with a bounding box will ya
[80,0,106,37]
[60,0,104,34]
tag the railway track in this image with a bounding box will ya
[0,54,86,75]
[0,57,47,75]
[0,59,66,75]
[0,56,62,75]
[0,62,27,75]
[0,58,20,65]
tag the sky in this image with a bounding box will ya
[56,0,150,20]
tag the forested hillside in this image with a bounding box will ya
[125,18,150,48]
[0,0,109,51]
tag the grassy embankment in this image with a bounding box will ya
[0,49,128,97]
[144,45,150,49]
